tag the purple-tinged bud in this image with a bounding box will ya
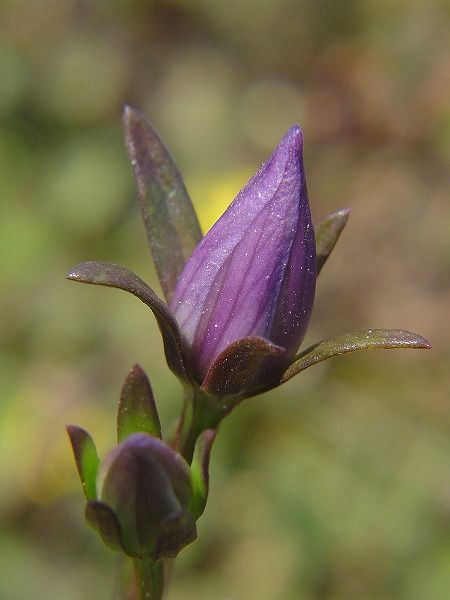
[94,433,196,559]
[170,126,316,380]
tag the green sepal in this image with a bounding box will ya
[201,336,285,399]
[67,425,100,501]
[315,208,350,275]
[117,364,162,442]
[67,261,189,382]
[282,329,431,383]
[155,510,197,560]
[190,429,216,520]
[123,105,202,304]
[85,500,124,553]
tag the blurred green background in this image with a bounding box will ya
[0,1,448,599]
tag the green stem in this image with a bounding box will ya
[178,388,225,463]
[133,557,164,600]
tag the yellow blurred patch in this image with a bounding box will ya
[186,168,253,233]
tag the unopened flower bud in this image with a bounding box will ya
[170,126,316,380]
[94,433,196,559]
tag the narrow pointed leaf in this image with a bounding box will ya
[67,261,189,381]
[67,425,100,501]
[282,329,431,383]
[315,208,350,274]
[117,364,161,442]
[123,105,202,303]
[190,429,216,519]
[202,336,285,397]
[85,500,124,553]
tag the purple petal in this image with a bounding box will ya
[170,126,316,379]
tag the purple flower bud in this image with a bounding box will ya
[95,433,196,559]
[170,126,316,380]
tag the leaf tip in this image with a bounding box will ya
[66,269,79,281]
[395,330,432,349]
[129,362,145,377]
[337,207,351,220]
[415,335,432,349]
[66,262,90,282]
[122,103,133,117]
[117,363,161,442]
[122,103,140,128]
[66,423,88,446]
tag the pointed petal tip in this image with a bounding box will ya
[282,124,303,154]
